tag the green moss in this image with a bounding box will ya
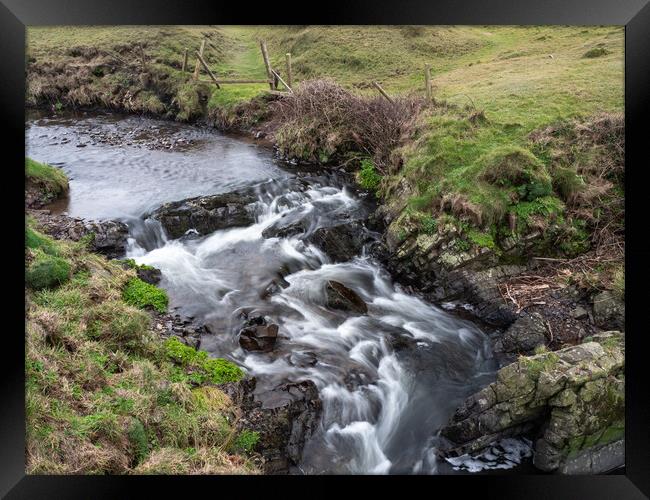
[466,228,496,250]
[357,159,382,192]
[233,429,259,453]
[121,258,155,271]
[520,351,560,379]
[26,253,71,290]
[122,278,168,313]
[164,337,244,385]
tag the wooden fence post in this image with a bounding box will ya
[193,39,206,81]
[182,49,188,73]
[195,51,221,89]
[425,64,432,101]
[372,81,394,103]
[285,53,292,89]
[260,41,275,90]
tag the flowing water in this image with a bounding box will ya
[27,110,509,474]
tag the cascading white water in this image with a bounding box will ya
[127,177,496,474]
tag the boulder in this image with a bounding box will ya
[238,316,279,352]
[222,377,322,474]
[306,222,372,262]
[436,331,625,474]
[494,312,548,354]
[150,190,257,239]
[592,291,625,330]
[325,281,368,314]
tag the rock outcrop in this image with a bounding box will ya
[150,190,258,239]
[437,331,625,474]
[28,210,129,259]
[223,377,322,474]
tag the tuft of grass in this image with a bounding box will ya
[26,253,71,290]
[26,226,59,256]
[583,47,610,58]
[233,429,259,454]
[122,277,168,313]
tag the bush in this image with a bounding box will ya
[357,159,382,191]
[122,278,168,313]
[272,79,425,173]
[26,254,71,290]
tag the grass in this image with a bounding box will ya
[26,158,69,205]
[25,222,256,474]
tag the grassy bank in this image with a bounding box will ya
[25,207,258,474]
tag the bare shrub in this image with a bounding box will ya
[271,79,426,173]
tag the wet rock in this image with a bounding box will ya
[151,190,257,239]
[287,351,318,368]
[437,331,625,474]
[325,281,368,315]
[239,317,279,352]
[262,218,308,239]
[222,377,322,474]
[494,312,548,354]
[136,266,162,285]
[592,291,625,330]
[306,222,372,262]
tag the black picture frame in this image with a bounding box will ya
[3,1,649,497]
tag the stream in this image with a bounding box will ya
[27,110,531,474]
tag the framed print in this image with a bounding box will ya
[2,0,649,497]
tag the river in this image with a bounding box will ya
[27,110,534,474]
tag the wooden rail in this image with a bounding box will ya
[195,51,221,88]
[372,81,393,103]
